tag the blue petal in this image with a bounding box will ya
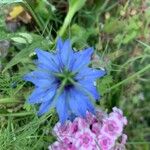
[68,113,76,122]
[24,76,55,89]
[59,39,74,68]
[28,85,57,104]
[76,67,106,80]
[69,88,88,117]
[28,88,46,104]
[72,47,94,72]
[24,70,56,88]
[84,97,95,114]
[24,70,52,80]
[56,92,68,124]
[35,49,59,72]
[38,101,52,115]
[78,80,100,100]
[61,39,71,63]
[56,37,63,52]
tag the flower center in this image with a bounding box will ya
[83,136,90,144]
[108,124,115,131]
[54,69,76,89]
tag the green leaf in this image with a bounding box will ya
[18,33,33,43]
[11,37,27,44]
[0,97,19,104]
[2,35,50,73]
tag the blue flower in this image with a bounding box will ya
[24,38,106,123]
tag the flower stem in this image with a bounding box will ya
[0,111,33,117]
[107,64,150,92]
[0,98,20,104]
[58,0,86,37]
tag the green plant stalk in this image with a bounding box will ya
[121,55,149,68]
[58,0,86,37]
[58,9,74,36]
[0,112,33,117]
[23,0,44,32]
[107,64,150,92]
[104,1,118,12]
[99,0,110,13]
[0,98,20,104]
[127,141,150,145]
[137,40,150,49]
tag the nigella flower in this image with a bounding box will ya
[24,37,106,123]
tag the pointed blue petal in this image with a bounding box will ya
[23,70,52,80]
[28,88,46,104]
[72,89,95,115]
[72,47,94,72]
[28,84,57,104]
[38,101,52,115]
[24,76,55,89]
[78,80,100,100]
[69,89,88,118]
[76,68,106,80]
[61,39,71,61]
[56,92,68,124]
[35,49,59,72]
[60,39,74,68]
[56,37,63,52]
[84,98,95,114]
[24,70,56,88]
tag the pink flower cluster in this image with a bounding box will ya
[49,107,127,150]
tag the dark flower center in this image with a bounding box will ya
[54,69,76,89]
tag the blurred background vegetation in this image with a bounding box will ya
[0,0,150,149]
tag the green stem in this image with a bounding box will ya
[120,55,149,68]
[0,111,33,117]
[99,0,110,14]
[127,141,150,145]
[58,8,74,37]
[107,64,150,92]
[57,0,86,37]
[0,98,20,104]
[137,40,150,49]
[23,0,44,31]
